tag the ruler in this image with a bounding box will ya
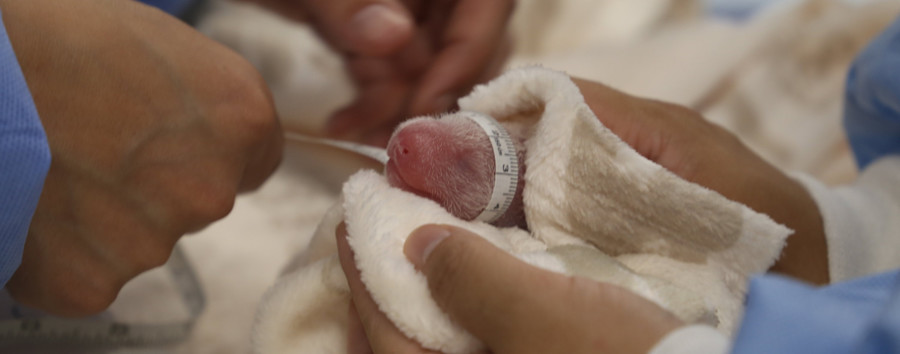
[465,112,520,223]
[0,245,205,350]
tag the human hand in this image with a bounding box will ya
[337,223,684,353]
[248,0,514,146]
[570,78,828,284]
[2,0,283,316]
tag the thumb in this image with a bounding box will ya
[403,224,684,353]
[302,0,414,56]
[403,224,575,353]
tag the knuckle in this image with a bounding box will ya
[159,174,237,229]
[130,240,175,271]
[56,273,123,316]
[237,97,278,144]
[215,60,279,145]
[182,185,236,223]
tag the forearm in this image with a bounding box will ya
[748,168,829,285]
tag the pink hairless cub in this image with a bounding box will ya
[384,112,528,228]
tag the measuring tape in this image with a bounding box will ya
[465,112,520,223]
[0,245,205,350]
[283,113,518,224]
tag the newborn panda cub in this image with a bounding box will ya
[384,112,529,229]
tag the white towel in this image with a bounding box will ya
[251,67,791,354]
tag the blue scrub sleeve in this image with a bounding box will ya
[843,16,900,169]
[0,10,51,287]
[856,287,900,354]
[731,16,900,354]
[732,271,900,354]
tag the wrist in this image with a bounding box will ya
[756,170,829,284]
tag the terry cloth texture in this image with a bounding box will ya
[251,67,791,354]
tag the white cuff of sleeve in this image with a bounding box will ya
[790,156,900,282]
[648,325,730,354]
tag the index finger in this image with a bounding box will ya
[336,223,439,353]
[408,0,515,116]
[402,224,566,352]
[403,224,684,354]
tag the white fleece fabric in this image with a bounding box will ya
[252,67,791,353]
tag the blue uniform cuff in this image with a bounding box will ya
[843,16,900,169]
[733,271,900,354]
[0,8,51,287]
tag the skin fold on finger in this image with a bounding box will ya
[335,223,440,353]
[405,224,683,353]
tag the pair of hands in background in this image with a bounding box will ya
[337,79,829,353]
[250,0,514,145]
[3,0,511,316]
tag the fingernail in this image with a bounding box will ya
[404,225,452,267]
[351,5,411,47]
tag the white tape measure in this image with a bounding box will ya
[464,112,520,223]
[0,245,205,350]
